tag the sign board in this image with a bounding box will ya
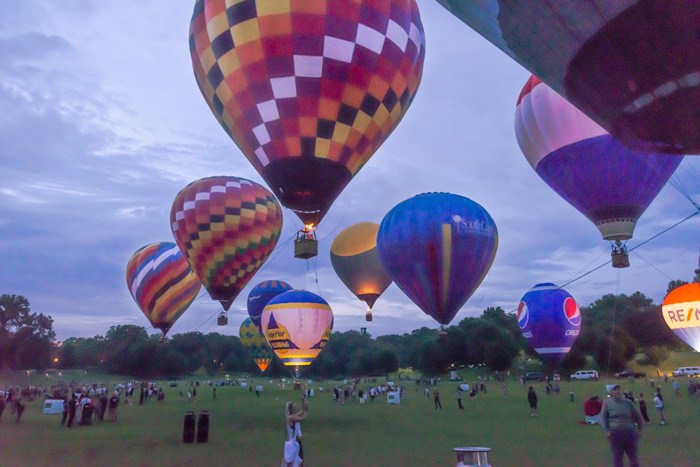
[387,391,400,405]
[43,399,64,415]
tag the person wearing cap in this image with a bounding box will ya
[601,384,644,467]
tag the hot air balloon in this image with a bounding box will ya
[170,176,283,315]
[261,290,333,374]
[239,317,275,372]
[376,193,498,329]
[517,283,581,369]
[436,0,700,154]
[125,242,201,336]
[247,280,294,333]
[515,76,683,267]
[189,0,426,256]
[662,280,700,352]
[331,222,392,322]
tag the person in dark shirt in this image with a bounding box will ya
[527,386,538,416]
[67,394,77,428]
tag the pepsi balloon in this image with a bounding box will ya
[517,283,581,369]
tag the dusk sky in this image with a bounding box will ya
[1,0,698,342]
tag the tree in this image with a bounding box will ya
[0,294,56,371]
[667,280,688,295]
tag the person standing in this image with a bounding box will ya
[456,385,464,410]
[284,397,308,467]
[433,389,442,411]
[527,386,538,417]
[637,393,650,423]
[602,384,645,467]
[653,389,667,425]
[108,391,119,422]
[672,380,681,397]
[66,394,77,429]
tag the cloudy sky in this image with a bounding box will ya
[1,0,698,341]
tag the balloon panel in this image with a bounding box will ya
[239,317,274,372]
[518,283,580,368]
[247,280,294,332]
[515,77,682,241]
[189,0,426,225]
[437,0,700,154]
[331,222,392,309]
[662,282,700,352]
[126,242,201,335]
[377,193,498,325]
[170,176,283,310]
[261,290,333,367]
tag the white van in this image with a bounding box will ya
[571,370,599,381]
[671,366,700,377]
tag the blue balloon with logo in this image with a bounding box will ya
[247,280,294,333]
[377,192,498,326]
[517,283,581,369]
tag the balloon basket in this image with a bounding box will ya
[611,242,629,268]
[294,230,318,259]
[438,327,448,343]
[365,311,373,322]
[217,312,228,326]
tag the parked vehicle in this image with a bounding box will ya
[615,370,646,379]
[523,372,546,381]
[671,366,700,377]
[571,370,599,381]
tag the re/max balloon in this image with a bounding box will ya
[239,317,275,373]
[377,193,498,326]
[170,176,283,311]
[261,290,333,368]
[247,280,294,333]
[189,0,425,227]
[437,0,700,154]
[126,242,201,336]
[517,283,581,369]
[515,76,682,242]
[662,282,700,352]
[331,222,392,321]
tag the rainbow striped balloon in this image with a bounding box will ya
[170,176,283,311]
[126,242,201,336]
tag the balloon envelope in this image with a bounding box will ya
[377,193,498,325]
[126,242,201,336]
[189,0,426,226]
[518,283,581,369]
[261,290,333,367]
[239,317,275,372]
[662,282,700,352]
[170,176,283,311]
[437,0,700,154]
[247,280,294,333]
[331,222,392,314]
[515,75,682,241]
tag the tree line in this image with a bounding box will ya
[0,283,692,378]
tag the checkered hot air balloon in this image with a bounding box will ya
[170,176,283,311]
[189,0,425,227]
[239,317,275,372]
[126,242,202,336]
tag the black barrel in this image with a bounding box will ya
[183,411,195,443]
[197,411,209,443]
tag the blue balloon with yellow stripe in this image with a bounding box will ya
[377,193,498,325]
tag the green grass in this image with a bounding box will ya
[1,367,699,466]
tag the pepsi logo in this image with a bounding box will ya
[564,297,581,326]
[517,301,529,329]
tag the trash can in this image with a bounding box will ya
[454,447,491,467]
[197,411,209,443]
[183,411,195,443]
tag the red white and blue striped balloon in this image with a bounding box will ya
[518,283,581,369]
[515,75,682,241]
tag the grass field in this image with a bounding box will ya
[0,369,698,466]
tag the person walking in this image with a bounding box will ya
[602,384,644,467]
[283,397,308,467]
[433,389,442,411]
[527,386,538,417]
[653,389,667,425]
[637,393,650,423]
